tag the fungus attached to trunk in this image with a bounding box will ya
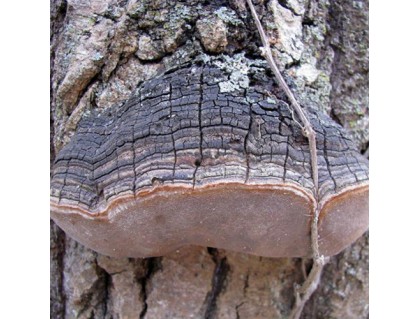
[50,64,368,258]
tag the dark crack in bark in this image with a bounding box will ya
[139,258,162,319]
[203,248,230,319]
[50,221,67,319]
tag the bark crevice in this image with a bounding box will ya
[139,258,162,319]
[203,248,230,319]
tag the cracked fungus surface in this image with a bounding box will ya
[51,64,367,210]
[50,63,368,258]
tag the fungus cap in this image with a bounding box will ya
[50,64,369,258]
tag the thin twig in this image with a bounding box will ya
[289,255,328,318]
[245,1,327,318]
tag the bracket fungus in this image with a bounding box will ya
[50,64,368,258]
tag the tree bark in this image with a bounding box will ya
[50,0,369,318]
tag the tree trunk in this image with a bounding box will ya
[50,0,369,318]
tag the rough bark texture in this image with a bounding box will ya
[50,0,368,318]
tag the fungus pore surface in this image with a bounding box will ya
[50,63,369,258]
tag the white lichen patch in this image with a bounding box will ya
[92,51,104,61]
[214,6,243,26]
[212,54,251,93]
[219,71,249,93]
[195,53,267,93]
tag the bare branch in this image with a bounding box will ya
[289,255,329,318]
[245,1,328,317]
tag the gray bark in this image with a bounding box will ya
[50,0,369,318]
